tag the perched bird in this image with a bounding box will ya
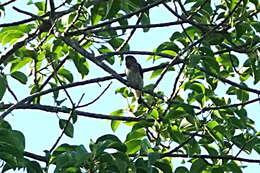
[125,55,143,102]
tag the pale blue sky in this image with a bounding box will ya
[1,1,260,172]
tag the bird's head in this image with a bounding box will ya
[125,55,137,68]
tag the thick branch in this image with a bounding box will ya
[24,151,47,162]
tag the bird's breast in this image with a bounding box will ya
[126,68,143,89]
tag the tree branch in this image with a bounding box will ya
[65,0,165,36]
[162,154,260,163]
[199,67,260,95]
[24,151,47,162]
[0,0,16,7]
[0,103,145,122]
[197,97,260,115]
[67,21,186,36]
[97,50,183,61]
[77,82,112,108]
[61,37,165,100]
[0,62,174,119]
[0,8,73,27]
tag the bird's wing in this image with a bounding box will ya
[137,63,143,79]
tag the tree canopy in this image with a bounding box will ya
[0,0,260,172]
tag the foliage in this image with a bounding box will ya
[0,0,259,172]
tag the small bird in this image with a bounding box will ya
[125,55,143,102]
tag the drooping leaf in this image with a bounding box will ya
[59,119,74,138]
[11,71,28,84]
[58,68,74,83]
[0,74,7,100]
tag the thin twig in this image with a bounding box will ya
[77,82,112,108]
[13,6,42,19]
[162,131,199,157]
[6,83,19,102]
[0,0,16,7]
[49,108,75,153]
[116,12,144,52]
[37,54,70,92]
[67,21,186,36]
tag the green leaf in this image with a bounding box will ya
[154,160,172,173]
[26,160,44,173]
[10,57,32,73]
[0,120,12,129]
[95,135,127,153]
[149,109,159,119]
[226,161,242,173]
[71,53,89,78]
[110,109,124,132]
[0,74,7,100]
[105,0,121,19]
[126,128,146,142]
[236,89,249,102]
[235,22,249,38]
[140,12,150,32]
[253,65,260,84]
[175,166,189,173]
[71,111,78,124]
[109,38,130,51]
[52,144,79,156]
[0,128,25,157]
[34,1,46,11]
[207,121,219,129]
[132,121,154,131]
[157,41,179,52]
[115,87,130,98]
[96,134,122,144]
[58,68,74,83]
[0,24,34,45]
[49,82,59,99]
[148,152,161,165]
[140,138,151,154]
[150,69,163,79]
[11,71,28,84]
[190,159,207,173]
[59,119,74,138]
[185,138,201,155]
[205,32,225,45]
[98,45,114,65]
[111,120,121,132]
[170,31,183,41]
[125,140,141,154]
[190,82,205,94]
[0,30,24,44]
